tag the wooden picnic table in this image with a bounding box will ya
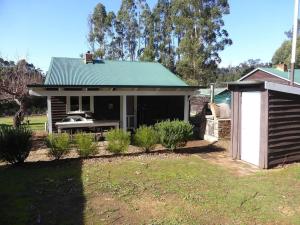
[55,120,120,133]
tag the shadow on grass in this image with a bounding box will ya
[0,159,85,225]
[0,142,224,225]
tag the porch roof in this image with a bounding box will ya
[42,57,189,87]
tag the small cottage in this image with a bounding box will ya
[29,53,199,133]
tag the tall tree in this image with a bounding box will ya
[172,0,232,85]
[87,1,231,85]
[117,0,139,61]
[139,2,156,61]
[88,3,114,58]
[153,0,175,70]
[272,37,300,68]
[0,59,43,127]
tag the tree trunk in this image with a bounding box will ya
[13,100,25,128]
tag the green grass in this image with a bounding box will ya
[0,115,47,131]
[0,156,300,225]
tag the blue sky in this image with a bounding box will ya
[0,0,296,72]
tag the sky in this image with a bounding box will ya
[0,0,296,72]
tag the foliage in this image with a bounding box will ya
[134,126,159,152]
[0,126,32,164]
[216,59,272,84]
[272,37,300,68]
[88,3,115,58]
[172,0,232,85]
[106,129,130,154]
[74,133,98,157]
[87,0,231,85]
[155,120,193,150]
[0,58,44,127]
[0,96,46,117]
[46,133,70,160]
[284,19,300,39]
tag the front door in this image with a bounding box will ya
[241,92,261,166]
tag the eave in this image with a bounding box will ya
[28,84,201,97]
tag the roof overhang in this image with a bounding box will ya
[228,80,300,96]
[28,85,201,97]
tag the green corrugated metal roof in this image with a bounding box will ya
[258,67,300,84]
[196,88,230,105]
[197,88,227,96]
[44,57,188,86]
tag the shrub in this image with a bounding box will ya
[0,126,32,164]
[74,133,97,157]
[46,133,70,160]
[106,129,130,154]
[155,120,193,151]
[134,126,158,153]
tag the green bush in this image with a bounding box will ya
[106,129,130,154]
[155,120,193,151]
[134,126,158,153]
[46,133,70,160]
[0,126,32,164]
[74,133,98,157]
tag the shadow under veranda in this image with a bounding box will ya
[0,159,86,225]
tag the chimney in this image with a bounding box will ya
[84,51,93,64]
[276,63,288,72]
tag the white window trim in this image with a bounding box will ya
[66,96,94,114]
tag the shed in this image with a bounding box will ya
[228,81,300,169]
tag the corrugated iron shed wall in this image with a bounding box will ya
[268,90,300,167]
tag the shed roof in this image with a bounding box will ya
[44,57,188,87]
[240,67,300,85]
[228,80,300,97]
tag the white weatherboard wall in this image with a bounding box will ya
[241,92,261,166]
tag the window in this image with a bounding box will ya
[70,96,79,111]
[82,96,90,111]
[67,96,93,113]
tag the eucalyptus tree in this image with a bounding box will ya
[88,3,114,58]
[87,0,231,85]
[153,0,175,71]
[139,2,155,61]
[117,0,140,61]
[172,0,232,85]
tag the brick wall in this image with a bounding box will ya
[204,117,231,141]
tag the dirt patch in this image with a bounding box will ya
[86,193,167,225]
[196,150,259,176]
[31,131,48,151]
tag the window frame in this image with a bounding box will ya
[66,96,94,114]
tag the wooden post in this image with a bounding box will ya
[210,83,215,103]
[184,95,189,122]
[47,96,52,133]
[120,95,127,131]
[134,96,137,129]
[291,0,299,85]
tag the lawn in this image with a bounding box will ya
[0,115,47,131]
[1,155,300,225]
